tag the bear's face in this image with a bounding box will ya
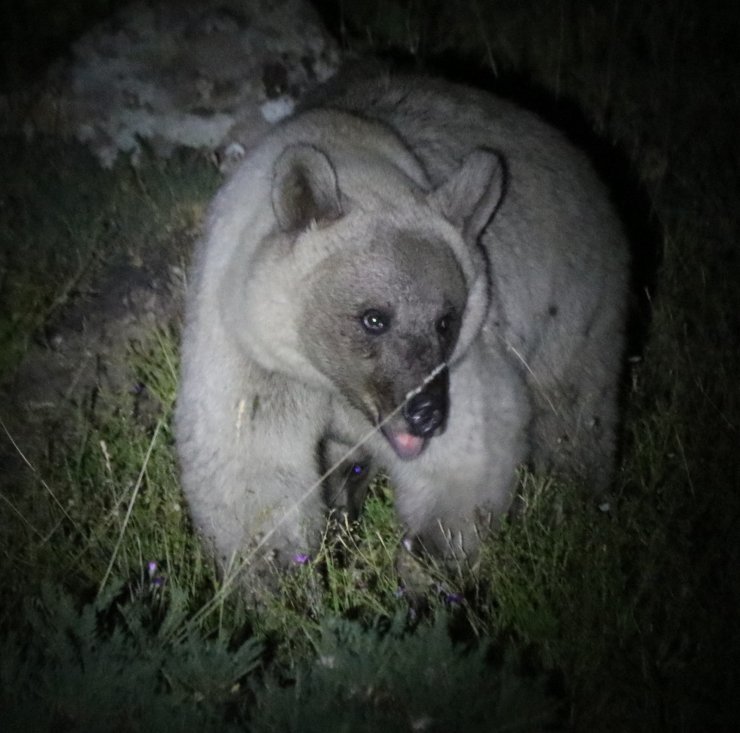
[299,227,467,460]
[237,141,505,460]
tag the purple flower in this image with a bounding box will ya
[147,560,165,588]
[292,553,310,565]
[433,583,463,604]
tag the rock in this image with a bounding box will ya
[7,0,340,168]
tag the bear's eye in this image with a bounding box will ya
[436,313,453,335]
[361,309,390,334]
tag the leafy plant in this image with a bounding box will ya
[251,612,558,733]
[0,583,262,733]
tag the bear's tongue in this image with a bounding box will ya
[385,429,425,460]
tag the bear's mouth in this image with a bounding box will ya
[380,425,427,460]
[369,368,449,461]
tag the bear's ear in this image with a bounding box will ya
[430,149,506,243]
[272,144,343,232]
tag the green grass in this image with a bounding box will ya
[0,137,217,374]
[1,1,739,730]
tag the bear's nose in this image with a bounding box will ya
[403,369,449,437]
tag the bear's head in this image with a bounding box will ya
[238,141,505,460]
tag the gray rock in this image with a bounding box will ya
[9,0,340,168]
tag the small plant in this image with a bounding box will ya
[250,612,559,733]
[0,582,262,733]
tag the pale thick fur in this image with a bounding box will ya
[176,74,629,577]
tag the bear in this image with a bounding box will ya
[175,73,629,583]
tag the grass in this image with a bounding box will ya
[1,0,739,730]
